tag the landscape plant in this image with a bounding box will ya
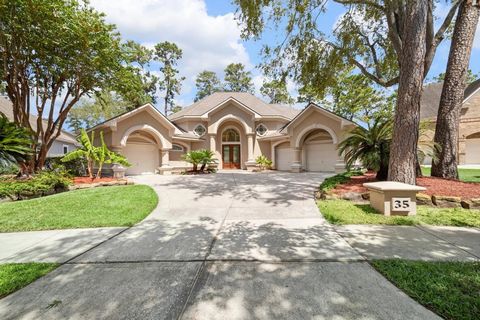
[0,171,71,201]
[0,115,31,168]
[199,150,217,172]
[62,129,130,179]
[182,149,217,173]
[255,155,272,171]
[338,118,392,181]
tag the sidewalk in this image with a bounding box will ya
[0,227,126,263]
[335,225,480,261]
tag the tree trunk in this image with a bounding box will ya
[388,0,429,185]
[431,1,480,179]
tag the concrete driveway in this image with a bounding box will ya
[0,171,439,319]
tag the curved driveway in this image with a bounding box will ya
[0,171,439,319]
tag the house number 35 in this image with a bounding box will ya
[392,198,411,211]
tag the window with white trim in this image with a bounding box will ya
[172,144,184,152]
[63,145,69,154]
[193,124,206,137]
[255,123,268,136]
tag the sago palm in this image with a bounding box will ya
[199,149,217,172]
[338,118,393,181]
[0,114,32,167]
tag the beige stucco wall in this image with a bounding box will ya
[420,89,480,165]
[287,107,345,150]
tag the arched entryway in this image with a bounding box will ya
[302,129,337,172]
[122,131,160,175]
[221,127,241,169]
[119,124,169,175]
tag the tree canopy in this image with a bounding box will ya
[0,0,147,170]
[154,41,185,115]
[260,79,294,104]
[195,70,222,101]
[224,63,254,93]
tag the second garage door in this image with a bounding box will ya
[466,138,480,164]
[305,142,337,172]
[122,143,159,175]
[276,146,294,171]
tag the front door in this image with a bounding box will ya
[222,145,241,169]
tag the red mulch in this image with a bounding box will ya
[416,176,480,200]
[330,172,376,196]
[330,173,480,200]
[73,177,117,185]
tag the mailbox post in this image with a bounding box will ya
[363,182,426,216]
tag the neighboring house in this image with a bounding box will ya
[89,92,356,175]
[420,79,480,165]
[0,96,78,157]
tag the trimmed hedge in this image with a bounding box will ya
[319,170,363,192]
[0,171,71,201]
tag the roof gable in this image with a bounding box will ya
[89,103,179,133]
[281,103,357,132]
[169,92,300,121]
[420,79,480,119]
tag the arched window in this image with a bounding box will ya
[171,144,184,152]
[222,128,240,142]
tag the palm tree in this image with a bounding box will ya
[338,118,393,181]
[199,150,217,172]
[0,114,32,167]
[182,150,206,172]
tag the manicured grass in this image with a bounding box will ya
[0,185,158,232]
[421,167,480,183]
[318,199,480,227]
[0,263,58,298]
[372,260,480,320]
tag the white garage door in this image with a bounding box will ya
[466,139,480,164]
[122,143,159,175]
[276,147,294,171]
[305,143,337,172]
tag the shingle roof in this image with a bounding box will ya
[168,92,300,120]
[0,96,77,144]
[420,79,480,119]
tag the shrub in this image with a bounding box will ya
[319,170,363,192]
[45,157,86,177]
[256,155,272,170]
[0,163,19,175]
[0,171,71,201]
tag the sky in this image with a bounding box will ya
[89,0,480,109]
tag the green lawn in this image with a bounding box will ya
[0,263,58,298]
[0,185,158,232]
[318,199,480,227]
[421,167,480,183]
[372,260,480,320]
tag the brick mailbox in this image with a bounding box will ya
[363,181,426,216]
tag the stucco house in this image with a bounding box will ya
[0,96,78,157]
[90,92,356,175]
[420,79,480,165]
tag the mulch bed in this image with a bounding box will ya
[416,176,480,200]
[330,173,480,200]
[73,177,117,185]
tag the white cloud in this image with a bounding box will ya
[90,0,252,104]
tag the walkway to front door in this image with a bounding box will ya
[222,144,240,169]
